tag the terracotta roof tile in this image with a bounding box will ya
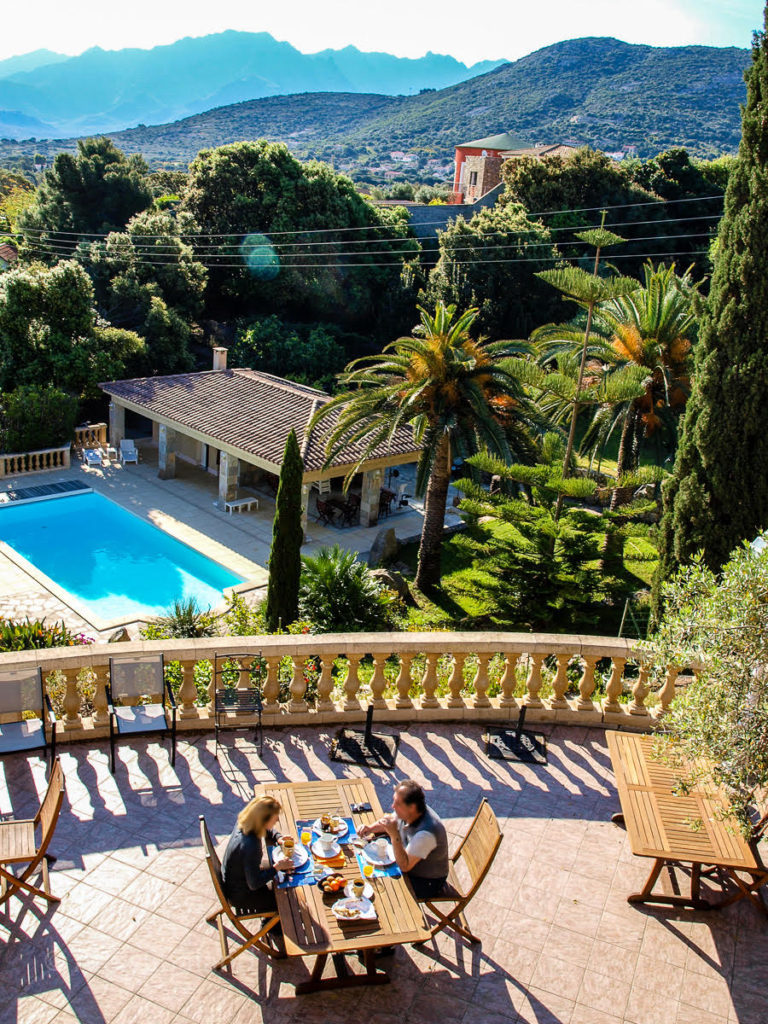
[100,368,420,473]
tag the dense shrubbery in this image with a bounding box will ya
[0,618,92,651]
[0,385,78,453]
[230,316,346,391]
[299,546,399,632]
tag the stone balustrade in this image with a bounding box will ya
[73,422,108,451]
[0,444,71,478]
[0,633,691,744]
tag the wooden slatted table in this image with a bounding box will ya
[256,777,430,993]
[607,731,768,915]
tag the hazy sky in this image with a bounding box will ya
[2,0,763,64]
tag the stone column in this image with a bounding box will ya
[218,451,239,504]
[109,402,125,449]
[157,424,177,480]
[301,483,310,540]
[360,468,383,527]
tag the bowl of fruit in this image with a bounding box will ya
[317,872,346,895]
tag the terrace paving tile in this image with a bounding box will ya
[0,725,764,1024]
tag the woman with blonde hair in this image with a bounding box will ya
[221,795,293,913]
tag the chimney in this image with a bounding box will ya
[212,347,227,371]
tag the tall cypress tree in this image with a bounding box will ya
[655,8,768,599]
[265,429,304,631]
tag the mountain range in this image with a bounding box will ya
[0,31,504,138]
[0,37,750,179]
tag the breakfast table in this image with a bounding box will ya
[255,776,429,993]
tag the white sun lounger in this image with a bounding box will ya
[83,448,105,468]
[120,439,139,464]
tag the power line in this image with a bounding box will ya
[15,192,725,242]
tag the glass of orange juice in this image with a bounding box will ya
[363,863,374,879]
[301,829,311,846]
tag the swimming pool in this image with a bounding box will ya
[0,491,243,624]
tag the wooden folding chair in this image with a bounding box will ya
[417,799,503,943]
[199,815,283,970]
[0,758,64,909]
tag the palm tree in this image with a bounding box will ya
[311,302,538,591]
[535,262,698,482]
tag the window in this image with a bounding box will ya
[469,171,478,186]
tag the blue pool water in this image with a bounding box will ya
[0,492,243,622]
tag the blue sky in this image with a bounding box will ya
[1,0,764,64]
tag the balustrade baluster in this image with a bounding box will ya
[61,670,83,730]
[522,653,545,708]
[549,653,571,710]
[395,653,414,710]
[629,663,651,716]
[342,654,362,712]
[178,660,199,718]
[576,655,599,711]
[369,655,387,709]
[262,656,281,713]
[472,653,492,709]
[316,655,335,712]
[446,653,466,709]
[499,651,521,708]
[289,656,309,713]
[420,654,439,709]
[658,665,679,716]
[603,657,626,713]
[91,665,110,727]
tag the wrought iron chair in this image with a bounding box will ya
[106,653,176,772]
[213,653,264,758]
[315,499,337,526]
[0,666,56,765]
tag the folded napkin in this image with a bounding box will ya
[313,852,346,869]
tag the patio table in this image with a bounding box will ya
[607,731,768,915]
[255,777,429,993]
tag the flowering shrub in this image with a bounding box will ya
[0,618,93,651]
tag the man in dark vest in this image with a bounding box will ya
[359,779,449,898]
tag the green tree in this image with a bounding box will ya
[88,209,206,374]
[181,140,421,331]
[426,202,560,339]
[0,260,144,397]
[265,429,305,631]
[656,13,768,595]
[299,545,397,632]
[313,302,538,591]
[19,138,152,253]
[0,385,78,453]
[231,315,346,391]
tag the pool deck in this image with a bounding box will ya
[0,444,460,639]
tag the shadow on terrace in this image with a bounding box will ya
[0,724,765,1024]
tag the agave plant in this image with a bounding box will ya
[146,598,218,639]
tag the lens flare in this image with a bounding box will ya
[239,233,280,280]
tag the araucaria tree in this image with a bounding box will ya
[265,429,305,631]
[313,302,538,591]
[656,10,768,589]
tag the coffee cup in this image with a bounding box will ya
[375,837,388,859]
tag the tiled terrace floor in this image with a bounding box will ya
[0,725,765,1024]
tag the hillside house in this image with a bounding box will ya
[0,242,18,270]
[451,134,579,203]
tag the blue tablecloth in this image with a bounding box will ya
[275,817,359,889]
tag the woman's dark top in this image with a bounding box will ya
[221,825,281,910]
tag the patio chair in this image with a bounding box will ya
[82,448,105,469]
[106,653,176,773]
[416,799,503,943]
[0,757,64,910]
[0,666,56,766]
[213,653,264,758]
[312,478,331,496]
[120,439,139,464]
[199,814,283,969]
[315,499,336,527]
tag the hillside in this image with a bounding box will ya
[0,37,749,181]
[0,31,502,138]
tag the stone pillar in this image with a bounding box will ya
[109,402,125,449]
[218,451,239,504]
[360,468,383,527]
[301,483,310,540]
[157,424,177,480]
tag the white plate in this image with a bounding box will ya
[272,843,309,869]
[344,880,374,900]
[362,841,395,867]
[311,838,341,859]
[312,816,348,838]
[331,897,377,922]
